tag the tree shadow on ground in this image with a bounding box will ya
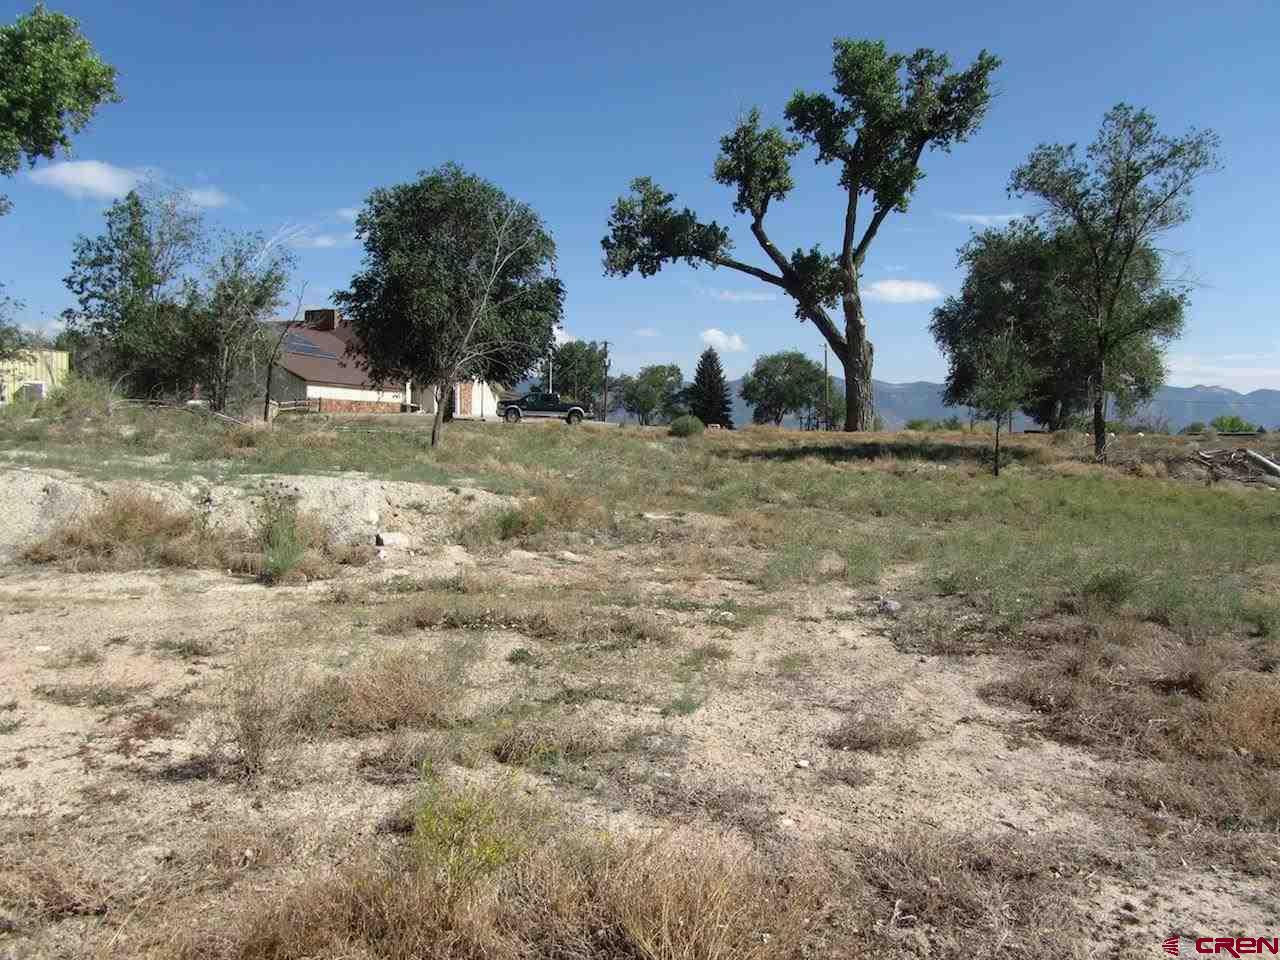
[718,437,1038,466]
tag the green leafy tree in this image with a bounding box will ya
[969,329,1033,476]
[603,39,999,430]
[184,233,293,412]
[1,5,120,216]
[62,189,293,410]
[1179,421,1207,436]
[931,221,1178,430]
[1210,414,1257,433]
[1009,104,1219,460]
[614,364,684,426]
[0,285,32,362]
[336,164,563,447]
[62,188,205,394]
[687,347,734,428]
[739,350,825,426]
[552,339,607,404]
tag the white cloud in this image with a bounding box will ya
[280,221,356,250]
[701,328,746,352]
[553,328,577,345]
[185,186,232,208]
[633,327,659,338]
[27,160,142,199]
[944,212,1025,227]
[709,288,777,303]
[285,230,345,252]
[336,207,359,221]
[863,279,943,304]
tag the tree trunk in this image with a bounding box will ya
[1092,355,1107,462]
[430,383,449,448]
[262,361,273,422]
[993,417,1001,477]
[841,298,875,431]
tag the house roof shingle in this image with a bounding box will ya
[277,326,385,388]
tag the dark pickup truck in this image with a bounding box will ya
[499,391,590,424]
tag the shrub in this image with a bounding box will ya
[37,375,115,422]
[669,414,705,438]
[176,780,817,960]
[1210,414,1258,433]
[212,654,304,780]
[1077,565,1141,611]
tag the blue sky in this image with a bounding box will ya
[2,0,1276,389]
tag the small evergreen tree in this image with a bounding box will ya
[688,347,733,428]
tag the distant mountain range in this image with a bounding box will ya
[724,380,1280,431]
[542,376,1278,431]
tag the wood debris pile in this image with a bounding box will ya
[1195,448,1280,489]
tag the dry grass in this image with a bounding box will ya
[848,830,1088,957]
[21,488,366,583]
[298,642,480,737]
[489,719,607,766]
[1204,672,1280,765]
[195,642,480,779]
[381,592,673,651]
[0,828,117,930]
[33,678,151,709]
[458,483,614,549]
[23,489,247,573]
[171,779,819,960]
[1105,759,1280,834]
[824,712,925,754]
[357,730,459,785]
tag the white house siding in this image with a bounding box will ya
[305,383,407,404]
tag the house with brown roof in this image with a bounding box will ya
[269,309,503,417]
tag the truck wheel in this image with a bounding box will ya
[504,408,520,423]
[567,410,582,425]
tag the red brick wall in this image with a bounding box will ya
[316,398,402,414]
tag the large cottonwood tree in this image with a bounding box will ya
[931,221,1178,430]
[337,164,563,447]
[1,5,119,216]
[602,39,999,430]
[1009,104,1218,459]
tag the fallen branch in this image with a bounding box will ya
[1243,449,1280,478]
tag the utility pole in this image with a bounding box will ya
[601,341,610,422]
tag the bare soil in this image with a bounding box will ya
[3,466,1276,957]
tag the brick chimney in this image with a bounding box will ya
[305,308,341,331]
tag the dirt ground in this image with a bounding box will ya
[2,461,1276,958]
